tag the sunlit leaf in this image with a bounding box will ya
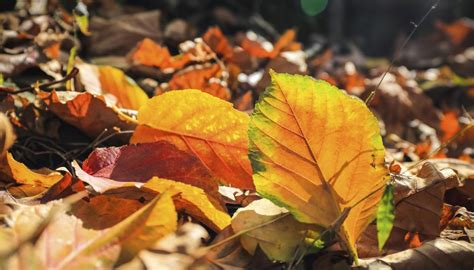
[248,71,388,256]
[131,90,254,190]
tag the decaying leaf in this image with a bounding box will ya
[131,90,254,190]
[357,162,460,257]
[248,72,388,256]
[1,198,120,269]
[231,198,321,262]
[357,238,474,270]
[73,162,230,232]
[40,90,137,141]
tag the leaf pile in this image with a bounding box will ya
[0,2,473,269]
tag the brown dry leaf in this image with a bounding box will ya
[167,64,231,100]
[88,10,162,57]
[231,199,321,262]
[357,238,474,270]
[131,90,253,190]
[40,90,137,141]
[71,195,144,230]
[365,72,440,136]
[128,38,190,70]
[357,162,460,258]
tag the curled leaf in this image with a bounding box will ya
[231,198,321,262]
[40,90,137,142]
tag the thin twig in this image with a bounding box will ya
[365,0,440,105]
[0,68,79,95]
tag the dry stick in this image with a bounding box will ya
[0,68,79,95]
[365,0,440,105]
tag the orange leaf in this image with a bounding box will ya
[129,38,190,70]
[269,29,301,58]
[40,90,137,141]
[203,26,233,59]
[440,111,461,143]
[97,66,149,110]
[167,64,231,100]
[436,19,473,45]
[131,90,254,190]
[43,42,61,59]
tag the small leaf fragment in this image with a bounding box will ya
[377,184,395,251]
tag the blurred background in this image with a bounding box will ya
[2,0,473,57]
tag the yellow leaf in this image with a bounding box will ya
[143,177,231,232]
[130,90,254,189]
[5,153,63,188]
[97,66,149,110]
[248,72,388,257]
[79,192,177,265]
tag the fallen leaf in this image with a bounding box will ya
[82,141,219,197]
[357,162,460,257]
[40,90,137,142]
[87,11,162,57]
[77,63,149,110]
[203,26,233,59]
[167,64,231,100]
[440,111,461,142]
[73,163,230,232]
[1,198,120,269]
[131,90,254,190]
[3,153,63,188]
[79,192,177,265]
[71,195,144,230]
[133,223,209,270]
[248,72,388,256]
[231,198,321,262]
[0,113,15,156]
[357,238,474,270]
[128,38,190,70]
[96,66,149,110]
[143,177,231,232]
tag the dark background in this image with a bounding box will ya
[1,0,473,56]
